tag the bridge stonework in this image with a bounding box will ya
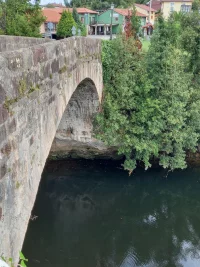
[0,36,102,262]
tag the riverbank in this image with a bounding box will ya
[48,139,200,169]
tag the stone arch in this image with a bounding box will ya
[57,78,99,142]
[0,37,102,263]
[51,78,100,158]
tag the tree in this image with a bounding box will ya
[45,4,55,8]
[0,0,6,34]
[95,37,154,172]
[95,16,200,172]
[72,7,87,36]
[64,0,72,7]
[57,10,76,38]
[70,0,139,9]
[131,7,141,37]
[180,0,200,85]
[0,0,45,37]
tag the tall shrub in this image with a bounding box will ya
[72,7,87,36]
[57,10,76,38]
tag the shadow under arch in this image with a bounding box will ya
[50,78,100,159]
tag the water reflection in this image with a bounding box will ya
[23,160,200,267]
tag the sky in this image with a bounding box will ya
[40,0,65,4]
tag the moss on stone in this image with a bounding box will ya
[4,96,18,112]
[28,84,40,94]
[18,79,27,96]
[59,65,67,74]
[16,181,21,189]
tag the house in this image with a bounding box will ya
[40,9,61,36]
[90,8,147,35]
[160,0,192,19]
[40,7,98,36]
[134,3,157,24]
[148,0,162,12]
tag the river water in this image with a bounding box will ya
[23,160,200,267]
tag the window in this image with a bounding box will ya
[181,4,191,12]
[45,23,48,32]
[115,17,119,21]
[81,17,84,23]
[151,15,153,19]
[151,11,154,14]
[170,2,174,12]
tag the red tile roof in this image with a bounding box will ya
[77,8,98,14]
[42,9,61,22]
[114,8,147,17]
[114,8,131,16]
[135,3,157,12]
[150,1,162,11]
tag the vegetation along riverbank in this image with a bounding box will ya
[94,0,200,173]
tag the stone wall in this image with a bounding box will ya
[0,36,102,263]
[0,36,53,52]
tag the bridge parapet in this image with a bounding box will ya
[0,36,102,262]
[0,35,53,53]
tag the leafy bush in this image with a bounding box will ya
[57,10,76,38]
[95,10,200,172]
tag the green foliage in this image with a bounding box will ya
[72,7,87,36]
[0,0,45,37]
[95,5,200,172]
[72,7,80,23]
[64,0,71,7]
[19,251,28,267]
[70,0,138,9]
[57,10,76,38]
[131,6,140,37]
[1,251,28,267]
[179,1,200,84]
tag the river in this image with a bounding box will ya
[23,159,200,267]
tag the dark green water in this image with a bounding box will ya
[23,160,200,267]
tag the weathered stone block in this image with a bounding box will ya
[51,59,59,73]
[0,164,6,178]
[32,46,47,66]
[0,105,9,125]
[0,207,2,221]
[8,118,16,134]
[0,125,6,144]
[1,142,12,156]
[0,84,6,104]
[7,52,23,71]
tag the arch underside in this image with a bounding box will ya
[57,78,99,142]
[50,79,118,160]
[51,78,103,158]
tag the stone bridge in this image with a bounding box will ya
[0,36,102,262]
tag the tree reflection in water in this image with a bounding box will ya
[23,161,200,267]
